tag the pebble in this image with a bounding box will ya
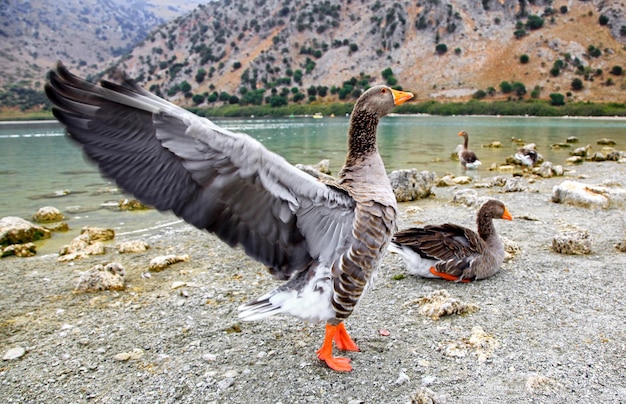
[113,352,131,361]
[421,375,436,386]
[171,281,187,289]
[3,346,26,361]
[202,353,217,362]
[395,369,410,385]
[217,377,235,390]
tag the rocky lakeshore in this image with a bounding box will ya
[1,160,625,403]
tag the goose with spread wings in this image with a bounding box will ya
[389,199,512,282]
[45,64,413,372]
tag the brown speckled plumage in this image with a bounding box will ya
[458,130,481,169]
[45,64,413,371]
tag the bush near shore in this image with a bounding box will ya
[3,99,626,122]
[193,99,626,118]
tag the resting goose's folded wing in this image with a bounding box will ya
[46,64,356,278]
[393,223,484,262]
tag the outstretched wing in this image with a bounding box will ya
[45,63,356,278]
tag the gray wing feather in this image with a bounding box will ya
[46,64,356,278]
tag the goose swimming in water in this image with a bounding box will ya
[45,63,413,372]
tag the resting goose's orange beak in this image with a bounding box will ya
[390,88,414,105]
[502,207,513,220]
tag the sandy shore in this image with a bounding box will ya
[1,161,625,403]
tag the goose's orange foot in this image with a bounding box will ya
[430,267,471,283]
[334,322,360,352]
[316,323,355,372]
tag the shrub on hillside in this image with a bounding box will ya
[526,15,544,30]
[473,90,487,99]
[599,15,609,26]
[499,81,513,94]
[550,93,565,106]
[571,78,584,91]
[435,43,448,55]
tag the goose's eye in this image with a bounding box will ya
[381,88,387,94]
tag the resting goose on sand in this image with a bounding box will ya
[45,63,413,372]
[457,130,482,170]
[389,199,512,282]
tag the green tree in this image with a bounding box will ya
[269,95,287,107]
[473,89,487,99]
[435,43,448,55]
[571,78,583,91]
[499,81,513,93]
[192,94,205,105]
[520,54,529,64]
[512,82,526,96]
[526,15,544,30]
[195,68,207,83]
[550,93,565,106]
[381,68,394,80]
[530,86,541,99]
[180,81,192,93]
[599,15,609,26]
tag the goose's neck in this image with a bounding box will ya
[477,214,496,240]
[344,109,379,166]
[463,134,469,149]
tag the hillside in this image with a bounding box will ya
[110,0,626,106]
[0,0,205,89]
[2,0,626,111]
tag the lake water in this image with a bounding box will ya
[1,115,625,245]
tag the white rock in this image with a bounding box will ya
[551,181,610,209]
[3,346,26,361]
[552,226,592,255]
[117,240,149,253]
[149,254,190,271]
[421,375,436,386]
[452,188,478,206]
[0,216,51,245]
[394,369,410,385]
[32,206,64,223]
[388,169,436,202]
[75,263,126,292]
[217,377,235,390]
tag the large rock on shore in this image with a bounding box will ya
[552,226,592,255]
[75,262,126,292]
[388,169,436,202]
[0,216,51,247]
[551,181,610,209]
[32,206,64,223]
[58,226,115,262]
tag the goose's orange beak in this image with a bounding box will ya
[390,88,414,105]
[502,207,513,220]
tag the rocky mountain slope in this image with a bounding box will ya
[0,0,205,88]
[112,0,626,105]
[2,0,626,106]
